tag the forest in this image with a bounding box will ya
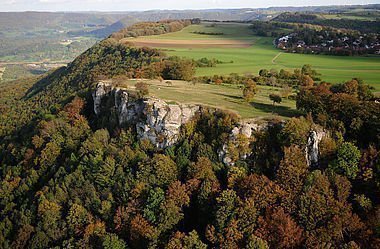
[0,18,379,249]
[273,12,380,33]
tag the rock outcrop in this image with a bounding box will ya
[218,121,269,166]
[93,82,327,165]
[305,129,326,167]
[93,82,199,148]
[92,81,113,115]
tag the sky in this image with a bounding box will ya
[0,0,378,12]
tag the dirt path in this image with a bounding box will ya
[271,52,283,64]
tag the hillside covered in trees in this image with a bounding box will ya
[0,19,380,249]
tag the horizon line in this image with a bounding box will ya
[0,3,378,13]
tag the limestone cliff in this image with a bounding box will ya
[93,82,326,165]
[218,121,269,166]
[305,129,326,167]
[93,82,199,148]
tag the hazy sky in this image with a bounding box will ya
[0,0,378,12]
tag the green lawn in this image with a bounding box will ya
[129,22,380,92]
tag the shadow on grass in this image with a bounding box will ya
[250,101,303,118]
[214,92,242,100]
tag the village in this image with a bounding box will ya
[276,30,380,55]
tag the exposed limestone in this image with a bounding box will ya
[93,82,327,164]
[92,81,113,115]
[93,82,199,149]
[218,121,269,166]
[305,129,326,167]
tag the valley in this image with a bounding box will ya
[0,5,379,249]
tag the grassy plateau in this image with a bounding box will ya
[115,79,300,120]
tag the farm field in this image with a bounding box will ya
[114,79,301,120]
[126,22,380,92]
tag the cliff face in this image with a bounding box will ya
[306,129,326,167]
[93,82,199,148]
[218,122,269,166]
[93,82,326,165]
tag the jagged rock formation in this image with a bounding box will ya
[93,82,199,148]
[218,121,269,166]
[93,82,327,165]
[92,81,113,115]
[305,129,326,167]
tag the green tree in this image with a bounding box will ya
[103,233,128,249]
[269,94,282,106]
[329,142,361,179]
[143,187,165,224]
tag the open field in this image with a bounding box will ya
[116,79,300,119]
[125,22,380,92]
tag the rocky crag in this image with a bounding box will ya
[93,81,199,148]
[93,82,326,165]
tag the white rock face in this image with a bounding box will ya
[305,129,326,167]
[218,121,269,166]
[92,81,113,115]
[93,83,327,163]
[93,83,199,149]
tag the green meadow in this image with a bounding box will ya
[131,22,380,92]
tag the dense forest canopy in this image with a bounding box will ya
[273,12,380,33]
[0,18,379,249]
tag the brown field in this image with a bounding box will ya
[122,38,253,48]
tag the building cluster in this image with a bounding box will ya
[276,32,380,55]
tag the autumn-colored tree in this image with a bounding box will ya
[135,82,149,98]
[300,74,314,88]
[280,116,312,147]
[130,214,158,247]
[298,171,369,247]
[255,207,303,248]
[277,145,308,213]
[280,85,292,99]
[67,203,93,235]
[63,96,85,122]
[243,79,258,102]
[236,174,284,209]
[215,78,223,85]
[167,231,207,249]
[188,157,216,181]
[11,224,35,249]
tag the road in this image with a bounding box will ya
[271,52,283,64]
